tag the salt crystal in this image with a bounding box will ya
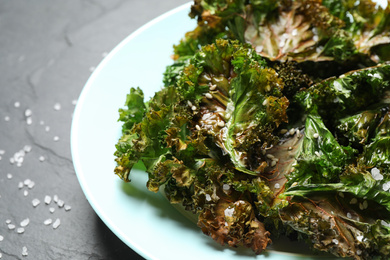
[383,181,390,191]
[39,156,45,162]
[14,102,20,108]
[27,181,35,189]
[274,183,280,189]
[0,150,3,155]
[347,212,352,219]
[44,195,52,205]
[52,218,61,229]
[32,198,40,207]
[8,224,15,230]
[20,218,30,227]
[49,207,55,213]
[23,145,32,153]
[222,184,230,191]
[22,246,28,256]
[24,190,28,196]
[64,205,71,211]
[4,116,10,121]
[371,167,383,180]
[72,99,78,105]
[18,182,24,189]
[39,120,44,125]
[26,117,32,125]
[53,136,59,142]
[43,219,52,225]
[357,235,364,242]
[7,173,12,179]
[57,200,64,208]
[0,235,3,241]
[45,126,50,132]
[24,179,31,186]
[205,194,212,201]
[332,239,339,245]
[53,103,61,111]
[0,252,2,258]
[53,195,58,203]
[24,109,32,117]
[224,207,235,217]
[16,227,25,234]
[5,219,11,224]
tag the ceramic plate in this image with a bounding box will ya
[70,2,351,260]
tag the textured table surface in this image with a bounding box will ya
[0,0,189,259]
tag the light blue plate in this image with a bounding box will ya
[69,2,360,259]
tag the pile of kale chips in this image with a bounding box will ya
[114,0,390,259]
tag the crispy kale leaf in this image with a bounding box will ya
[115,39,293,253]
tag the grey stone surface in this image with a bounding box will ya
[0,0,189,259]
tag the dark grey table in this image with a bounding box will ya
[0,1,189,259]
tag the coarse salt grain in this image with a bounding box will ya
[44,195,52,205]
[32,198,40,207]
[45,126,50,132]
[22,246,28,256]
[53,103,61,111]
[313,133,319,139]
[43,219,52,225]
[26,117,32,125]
[222,184,230,191]
[72,99,77,105]
[4,116,10,121]
[16,227,25,234]
[14,102,20,108]
[39,156,45,162]
[24,109,32,117]
[8,224,15,230]
[53,195,58,203]
[383,181,390,191]
[24,179,31,186]
[53,136,59,142]
[5,219,11,224]
[27,181,35,189]
[0,235,3,241]
[64,205,71,211]
[371,167,383,181]
[7,173,12,179]
[57,200,64,208]
[23,145,32,153]
[23,190,28,196]
[274,183,280,189]
[52,218,61,229]
[20,218,30,227]
[224,207,235,217]
[205,93,213,99]
[18,182,24,189]
[0,150,4,155]
[49,207,55,213]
